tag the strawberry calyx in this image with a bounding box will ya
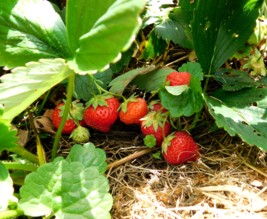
[86,94,114,109]
[119,94,139,113]
[161,132,176,153]
[59,100,84,123]
[141,111,169,132]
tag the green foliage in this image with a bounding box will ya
[139,31,168,60]
[19,143,113,219]
[0,108,18,150]
[0,58,73,120]
[205,87,267,151]
[67,0,145,74]
[215,69,267,91]
[131,67,175,92]
[0,162,17,211]
[0,0,70,69]
[192,0,263,74]
[159,63,204,117]
[74,70,113,101]
[109,66,157,94]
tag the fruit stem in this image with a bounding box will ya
[51,73,75,160]
[89,74,126,100]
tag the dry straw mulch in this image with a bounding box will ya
[95,128,267,219]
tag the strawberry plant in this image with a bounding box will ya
[0,0,267,218]
[0,0,145,218]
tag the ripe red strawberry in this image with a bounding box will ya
[83,95,120,132]
[166,71,191,86]
[162,131,199,165]
[148,100,167,113]
[141,111,171,146]
[51,101,84,134]
[119,97,148,125]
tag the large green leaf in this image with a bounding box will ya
[0,162,17,211]
[67,0,145,74]
[66,143,107,174]
[19,144,112,219]
[159,62,204,117]
[0,119,18,150]
[0,0,70,69]
[109,66,157,94]
[205,88,267,151]
[0,58,73,120]
[74,69,113,101]
[192,0,263,73]
[214,68,267,91]
[131,67,175,92]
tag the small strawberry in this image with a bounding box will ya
[149,100,167,113]
[70,126,90,143]
[119,96,148,125]
[51,101,84,134]
[166,71,191,86]
[141,111,171,146]
[162,131,199,165]
[83,95,120,132]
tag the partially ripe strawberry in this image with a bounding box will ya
[162,131,199,165]
[119,97,148,125]
[51,101,84,134]
[166,71,191,86]
[141,111,171,146]
[83,95,120,132]
[149,100,167,113]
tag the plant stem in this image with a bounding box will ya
[107,148,156,170]
[8,146,38,164]
[3,162,37,172]
[51,73,75,160]
[0,209,24,218]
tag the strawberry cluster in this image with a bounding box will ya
[51,71,199,165]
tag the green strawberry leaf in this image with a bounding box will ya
[0,162,17,211]
[74,69,113,101]
[0,58,73,120]
[214,69,267,91]
[131,67,175,92]
[192,0,263,74]
[165,85,189,96]
[159,88,203,117]
[67,0,145,74]
[139,30,168,60]
[66,143,107,174]
[144,135,157,148]
[157,0,197,48]
[159,62,204,117]
[0,0,70,69]
[19,144,112,218]
[0,114,18,150]
[109,66,157,94]
[205,87,267,151]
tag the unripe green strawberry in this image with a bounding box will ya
[162,131,199,165]
[166,71,191,86]
[70,126,90,143]
[83,95,120,132]
[141,111,171,146]
[51,101,84,134]
[119,97,148,125]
